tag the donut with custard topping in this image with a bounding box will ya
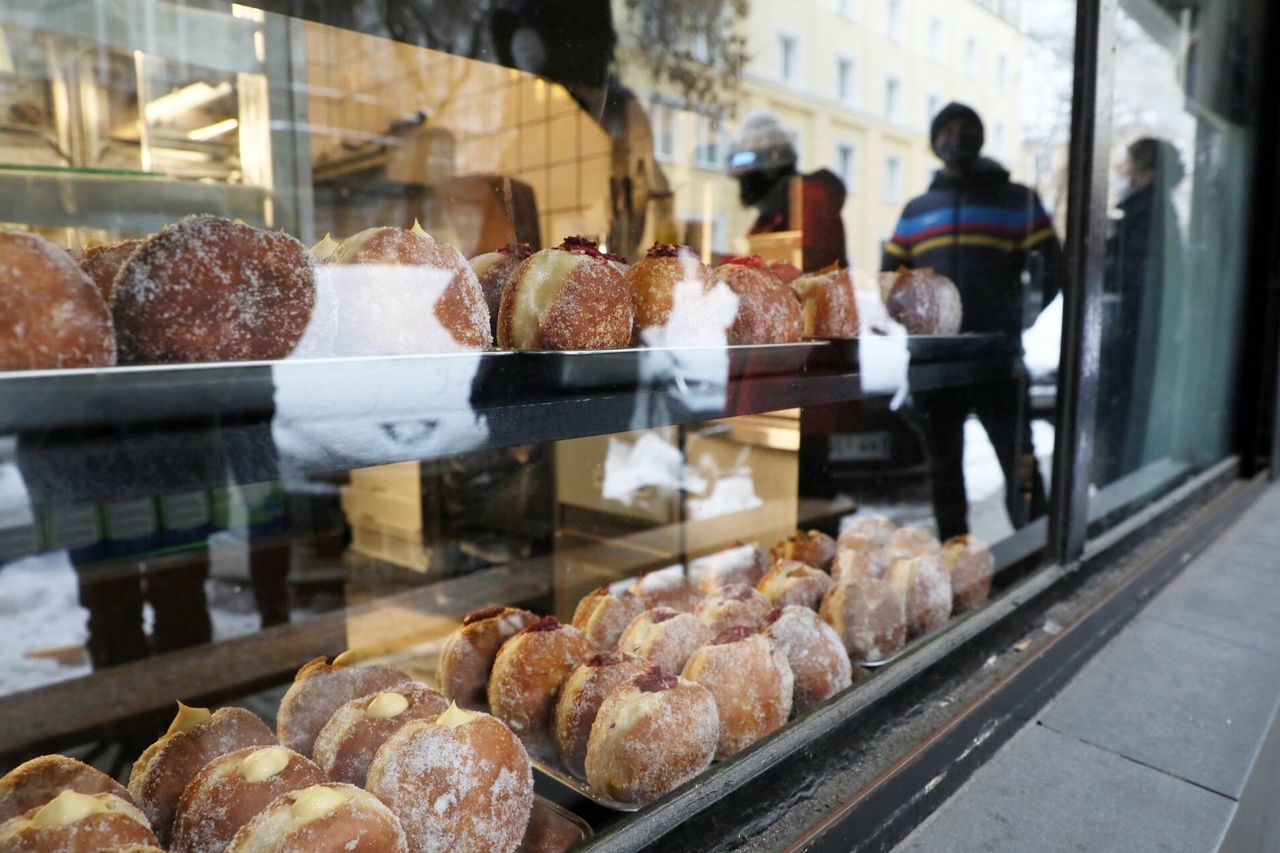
[223,783,407,853]
[0,756,134,825]
[681,629,793,760]
[436,606,539,709]
[312,682,449,786]
[0,791,158,852]
[552,651,650,777]
[496,237,633,350]
[584,667,718,804]
[276,655,411,758]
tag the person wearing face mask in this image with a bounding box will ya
[881,102,1065,540]
[727,112,849,271]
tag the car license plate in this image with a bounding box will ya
[829,431,892,462]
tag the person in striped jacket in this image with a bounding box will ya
[881,102,1065,539]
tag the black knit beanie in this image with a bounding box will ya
[930,102,984,154]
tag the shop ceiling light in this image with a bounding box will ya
[187,118,239,141]
[145,81,233,123]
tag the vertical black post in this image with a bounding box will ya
[1048,0,1117,565]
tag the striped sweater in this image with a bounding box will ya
[881,158,1065,349]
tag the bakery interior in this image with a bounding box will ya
[0,0,1278,851]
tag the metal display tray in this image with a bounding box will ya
[530,755,644,813]
[523,795,594,851]
[817,332,1007,366]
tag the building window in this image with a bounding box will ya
[778,33,799,83]
[884,154,903,203]
[926,92,942,128]
[837,0,858,19]
[650,97,678,162]
[693,113,724,170]
[887,0,905,42]
[884,75,902,120]
[996,53,1009,90]
[836,142,857,193]
[965,36,979,77]
[927,16,944,60]
[836,57,855,104]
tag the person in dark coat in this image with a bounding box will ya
[882,102,1065,539]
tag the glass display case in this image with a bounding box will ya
[0,0,1274,850]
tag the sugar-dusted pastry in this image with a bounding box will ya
[837,513,896,549]
[584,668,718,804]
[628,570,702,612]
[128,704,275,846]
[940,534,995,611]
[552,651,650,777]
[693,543,770,594]
[486,617,594,759]
[0,791,158,851]
[223,783,407,853]
[436,606,539,709]
[761,606,856,714]
[276,655,411,757]
[571,586,645,650]
[681,628,793,760]
[713,256,803,344]
[832,535,880,583]
[757,560,834,610]
[884,266,962,335]
[695,582,774,633]
[886,553,953,637]
[469,243,533,338]
[819,575,908,663]
[772,530,838,572]
[790,267,859,337]
[624,242,715,344]
[615,607,714,676]
[76,238,143,304]
[366,704,532,853]
[171,745,324,853]
[0,755,133,824]
[313,682,449,786]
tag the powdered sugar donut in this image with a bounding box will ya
[628,571,701,612]
[128,705,275,846]
[496,237,632,350]
[833,536,880,583]
[790,267,859,337]
[0,791,158,852]
[313,682,449,786]
[763,259,803,286]
[327,224,492,352]
[838,514,897,549]
[681,628,793,760]
[624,243,715,344]
[366,705,532,853]
[486,617,594,759]
[819,575,907,663]
[552,651,650,777]
[469,243,532,338]
[695,582,773,633]
[436,606,538,709]
[694,543,770,594]
[77,239,143,304]
[112,216,315,364]
[171,745,323,853]
[571,586,644,650]
[940,535,995,611]
[714,256,803,344]
[616,607,714,676]
[584,668,718,804]
[757,560,834,610]
[276,657,411,757]
[886,553,953,637]
[885,267,962,335]
[773,530,838,572]
[0,231,116,370]
[0,756,133,825]
[762,606,856,713]
[223,783,407,853]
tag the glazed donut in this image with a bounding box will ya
[713,256,803,344]
[773,530,837,572]
[790,267,859,337]
[326,224,492,353]
[552,651,650,777]
[584,667,718,804]
[615,607,713,676]
[682,628,793,760]
[757,560,834,610]
[628,571,701,612]
[366,705,532,853]
[496,236,633,350]
[624,243,714,345]
[0,231,116,370]
[276,655,411,757]
[436,606,538,709]
[884,267,962,335]
[571,586,644,650]
[313,682,449,786]
[694,543,770,594]
[886,554,953,637]
[762,606,856,713]
[128,705,274,846]
[695,582,774,633]
[469,243,532,338]
[0,755,133,824]
[76,239,143,304]
[112,216,315,364]
[940,535,995,611]
[819,575,907,663]
[486,616,594,758]
[0,791,158,852]
[223,783,407,853]
[837,514,897,549]
[170,745,324,853]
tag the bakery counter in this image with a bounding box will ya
[2,336,1014,505]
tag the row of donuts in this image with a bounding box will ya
[0,655,535,853]
[1,215,960,371]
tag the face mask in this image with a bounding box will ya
[937,134,981,169]
[738,172,774,206]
